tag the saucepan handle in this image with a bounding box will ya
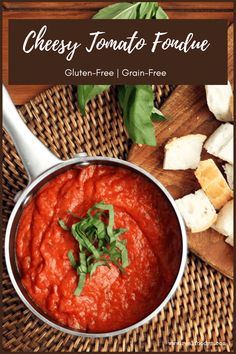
[2,85,62,182]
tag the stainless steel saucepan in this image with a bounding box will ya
[3,85,187,338]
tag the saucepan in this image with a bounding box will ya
[3,85,187,338]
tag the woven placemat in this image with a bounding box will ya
[2,85,233,352]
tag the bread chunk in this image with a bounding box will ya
[212,200,233,246]
[225,236,234,247]
[195,159,233,209]
[205,82,233,122]
[176,189,217,233]
[204,123,233,164]
[163,134,206,170]
[224,163,234,190]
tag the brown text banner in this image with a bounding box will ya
[9,19,227,85]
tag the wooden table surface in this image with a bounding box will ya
[2,1,234,104]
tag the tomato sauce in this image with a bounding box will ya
[16,165,181,333]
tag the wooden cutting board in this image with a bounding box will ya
[128,24,234,279]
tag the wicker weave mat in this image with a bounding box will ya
[2,85,233,352]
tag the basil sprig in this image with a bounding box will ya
[78,85,110,116]
[93,2,168,20]
[77,84,167,146]
[77,2,168,146]
[58,202,128,296]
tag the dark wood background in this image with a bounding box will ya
[2,1,234,104]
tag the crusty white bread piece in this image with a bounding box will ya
[212,200,233,246]
[163,134,207,170]
[224,163,234,190]
[204,123,233,164]
[217,137,233,164]
[195,159,233,209]
[205,82,233,122]
[225,235,234,247]
[176,189,217,233]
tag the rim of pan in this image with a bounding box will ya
[5,156,188,338]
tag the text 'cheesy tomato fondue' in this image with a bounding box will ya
[16,165,181,332]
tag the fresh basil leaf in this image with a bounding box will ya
[98,240,104,248]
[95,202,114,237]
[62,202,129,296]
[121,248,129,268]
[79,230,100,259]
[77,2,168,145]
[77,85,110,115]
[68,250,77,268]
[73,253,87,296]
[58,219,69,231]
[155,6,169,19]
[98,257,111,269]
[117,239,127,246]
[93,2,140,20]
[114,228,127,237]
[67,210,81,219]
[71,225,86,250]
[92,218,106,239]
[118,85,156,146]
[103,246,120,260]
[93,2,168,20]
[88,261,109,278]
[138,2,156,19]
[151,107,167,121]
[110,256,126,274]
[116,241,129,267]
[78,252,87,273]
[87,254,95,264]
[74,272,86,296]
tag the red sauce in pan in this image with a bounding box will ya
[16,165,181,332]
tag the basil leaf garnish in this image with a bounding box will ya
[77,2,169,146]
[58,219,69,231]
[58,202,129,296]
